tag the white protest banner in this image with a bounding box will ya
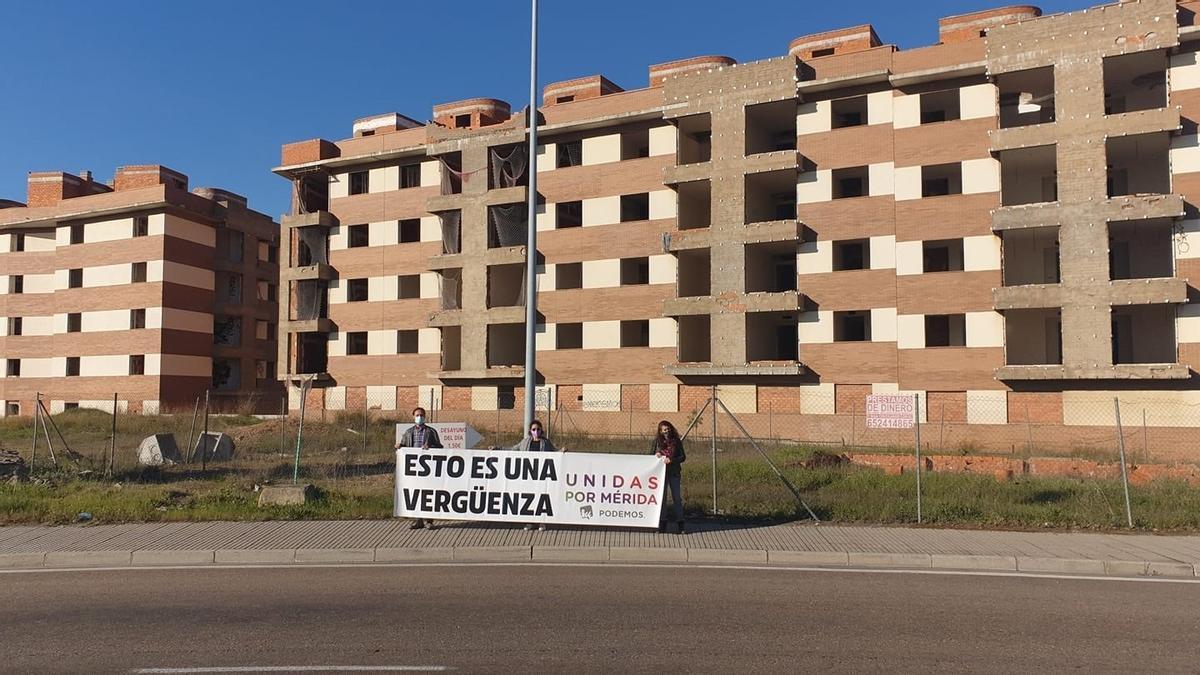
[866,394,916,429]
[394,448,666,528]
[395,422,482,450]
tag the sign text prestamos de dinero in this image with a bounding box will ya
[394,448,666,528]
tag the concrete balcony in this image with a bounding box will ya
[283,318,335,334]
[427,309,464,327]
[1109,277,1189,305]
[663,162,712,186]
[282,210,338,230]
[996,363,1190,381]
[433,366,525,381]
[993,284,1064,311]
[282,263,336,282]
[665,362,806,377]
[663,291,804,316]
[283,371,334,387]
[992,193,1183,232]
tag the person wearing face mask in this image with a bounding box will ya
[395,407,443,530]
[650,420,686,534]
[510,420,558,531]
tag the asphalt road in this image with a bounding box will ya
[3,564,1199,673]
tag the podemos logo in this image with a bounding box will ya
[579,505,593,519]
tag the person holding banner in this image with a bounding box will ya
[650,420,686,534]
[511,419,557,532]
[395,407,443,530]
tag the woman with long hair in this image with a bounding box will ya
[650,420,686,534]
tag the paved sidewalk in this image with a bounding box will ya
[2,520,1200,578]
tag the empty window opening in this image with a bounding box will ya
[8,275,22,294]
[438,153,463,195]
[620,257,650,285]
[10,233,24,252]
[440,326,462,371]
[621,128,651,160]
[68,268,83,288]
[1002,227,1060,286]
[745,168,798,223]
[487,263,526,308]
[454,114,471,129]
[397,330,419,354]
[295,333,329,375]
[1004,308,1062,365]
[812,47,835,58]
[999,145,1057,206]
[677,315,711,363]
[348,224,369,248]
[621,320,650,348]
[66,357,80,377]
[488,204,527,248]
[556,323,583,349]
[348,171,369,195]
[832,166,869,199]
[998,66,1055,128]
[834,311,871,342]
[1108,219,1174,280]
[291,280,329,320]
[5,402,18,416]
[398,274,421,299]
[924,314,966,347]
[922,239,965,273]
[489,144,529,189]
[831,95,868,129]
[487,323,525,367]
[556,262,582,290]
[346,331,368,355]
[498,385,517,410]
[676,114,712,165]
[747,312,798,361]
[66,313,81,333]
[5,359,19,377]
[347,278,369,302]
[620,193,650,222]
[438,210,461,254]
[6,317,20,336]
[1104,50,1167,115]
[745,99,797,155]
[400,163,421,189]
[834,240,870,271]
[219,229,244,262]
[213,316,242,346]
[295,227,328,266]
[1107,132,1170,197]
[745,241,797,293]
[133,216,149,237]
[920,90,960,124]
[132,262,147,283]
[439,269,462,310]
[69,224,84,245]
[1112,305,1176,364]
[399,219,421,243]
[556,95,574,104]
[63,402,79,410]
[677,249,711,297]
[556,201,582,228]
[676,180,710,230]
[922,163,963,197]
[556,140,583,168]
[129,355,145,376]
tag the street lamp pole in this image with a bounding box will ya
[522,0,540,432]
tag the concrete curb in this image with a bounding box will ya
[0,546,1194,579]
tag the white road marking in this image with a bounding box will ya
[132,667,448,673]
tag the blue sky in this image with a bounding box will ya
[1,0,1091,218]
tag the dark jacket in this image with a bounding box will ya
[510,436,557,452]
[650,436,686,474]
[398,424,443,449]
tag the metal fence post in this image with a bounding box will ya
[1025,402,1034,455]
[710,384,718,516]
[107,393,117,477]
[1142,408,1149,464]
[201,389,210,472]
[185,396,200,463]
[279,394,287,458]
[915,393,922,525]
[29,392,40,472]
[1113,397,1134,528]
[293,378,309,484]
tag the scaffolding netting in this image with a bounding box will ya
[488,204,528,247]
[489,145,528,189]
[439,272,462,310]
[438,211,462,254]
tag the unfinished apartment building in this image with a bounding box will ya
[275,0,1200,442]
[0,166,282,415]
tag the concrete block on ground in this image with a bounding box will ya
[931,554,1018,571]
[194,432,234,461]
[375,547,455,562]
[688,548,768,564]
[137,434,181,466]
[767,550,849,566]
[0,552,46,569]
[295,548,374,563]
[258,484,316,507]
[452,546,531,561]
[1102,560,1195,578]
[1017,556,1106,574]
[132,549,215,566]
[848,552,932,568]
[1148,562,1198,578]
[215,548,295,564]
[609,547,688,563]
[44,550,132,567]
[532,546,610,562]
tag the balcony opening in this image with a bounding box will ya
[924,314,966,347]
[397,330,419,354]
[1104,50,1167,115]
[400,163,421,189]
[214,316,241,346]
[398,274,421,299]
[620,319,650,348]
[487,263,526,308]
[620,193,650,222]
[834,311,870,342]
[399,219,421,243]
[998,66,1055,128]
[1112,305,1176,364]
[488,203,527,248]
[347,278,368,302]
[923,239,964,273]
[291,280,328,320]
[294,227,328,266]
[489,144,528,189]
[1001,227,1059,286]
[556,322,582,349]
[438,211,461,254]
[745,241,797,293]
[487,323,525,367]
[556,201,582,228]
[1004,308,1062,365]
[745,168,798,223]
[1108,218,1174,280]
[920,89,960,124]
[676,114,712,165]
[216,271,240,302]
[498,385,517,410]
[620,256,650,285]
[1106,132,1170,197]
[677,315,711,363]
[677,249,710,297]
[999,145,1057,205]
[745,99,797,155]
[832,166,869,200]
[831,95,868,129]
[348,224,369,248]
[833,239,869,271]
[349,171,369,196]
[621,128,650,160]
[294,333,328,375]
[676,180,710,230]
[441,326,461,371]
[438,152,463,195]
[346,331,368,356]
[212,359,240,391]
[556,140,583,168]
[746,312,798,361]
[438,269,462,310]
[217,229,244,261]
[294,173,329,213]
[556,262,582,290]
[922,163,963,197]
